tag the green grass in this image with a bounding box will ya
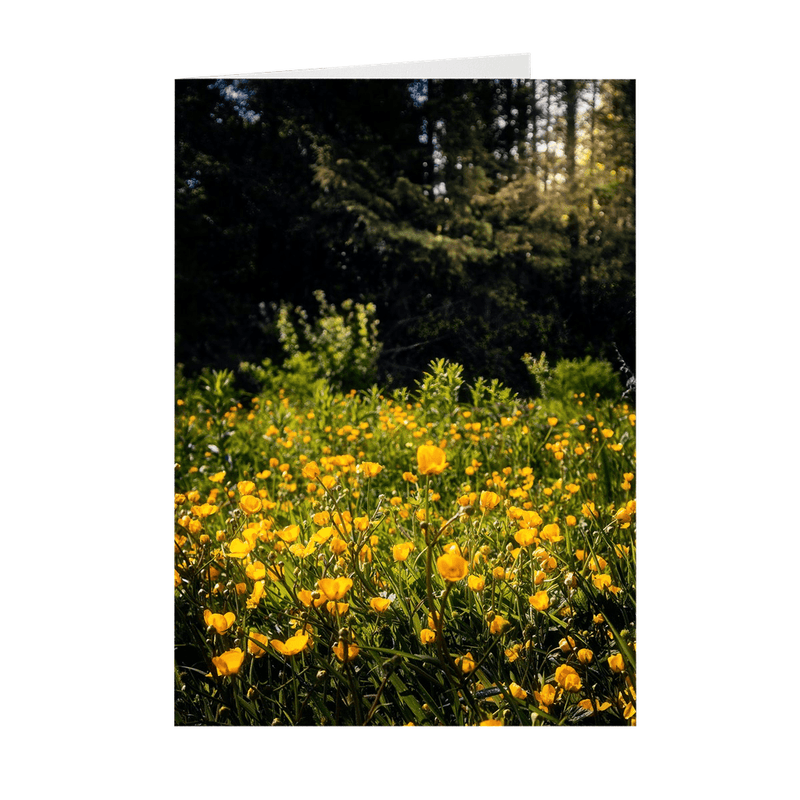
[174,360,636,726]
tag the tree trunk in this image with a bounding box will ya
[564,79,577,185]
[543,80,552,192]
[529,78,537,179]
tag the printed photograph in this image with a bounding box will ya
[174,78,636,726]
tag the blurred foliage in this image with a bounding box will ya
[239,291,381,397]
[546,357,622,401]
[176,79,635,395]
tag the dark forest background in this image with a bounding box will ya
[175,78,635,395]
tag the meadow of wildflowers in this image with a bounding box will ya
[174,360,636,726]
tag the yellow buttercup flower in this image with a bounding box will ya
[506,645,525,665]
[578,698,611,714]
[270,632,309,657]
[228,538,253,558]
[212,648,244,676]
[330,537,348,556]
[348,517,368,535]
[459,492,478,507]
[513,508,542,528]
[528,591,550,612]
[247,631,270,657]
[239,495,262,515]
[489,615,511,635]
[534,683,558,710]
[301,461,321,480]
[193,502,218,518]
[593,574,612,590]
[333,641,360,662]
[277,524,300,542]
[514,528,538,547]
[357,461,384,478]
[318,577,353,600]
[456,652,476,673]
[296,589,314,607]
[237,480,256,495]
[540,523,562,543]
[479,719,503,726]
[509,682,528,700]
[467,574,486,592]
[587,555,607,572]
[479,491,501,511]
[369,597,392,613]
[417,445,447,475]
[289,541,317,558]
[607,653,625,673]
[437,551,469,582]
[204,609,235,634]
[311,526,334,545]
[392,542,415,561]
[555,664,582,692]
[245,560,266,581]
[559,635,576,653]
[247,581,265,609]
[420,628,436,644]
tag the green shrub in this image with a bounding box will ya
[239,291,382,398]
[275,291,381,391]
[238,353,326,401]
[523,353,622,401]
[548,356,622,400]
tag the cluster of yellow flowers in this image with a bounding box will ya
[175,384,636,726]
